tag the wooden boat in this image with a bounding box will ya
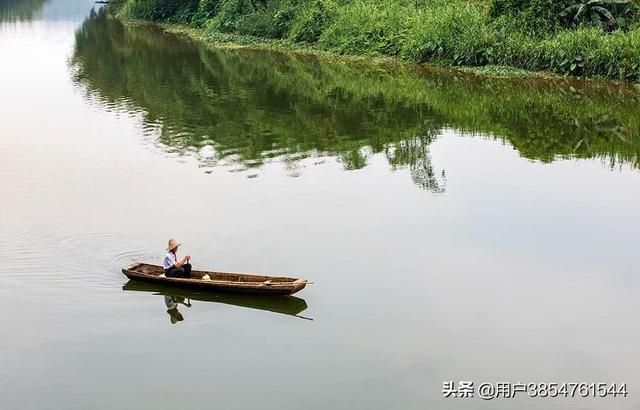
[122,262,311,296]
[122,280,310,318]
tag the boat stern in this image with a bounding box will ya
[122,262,142,275]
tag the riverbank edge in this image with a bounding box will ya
[116,16,627,85]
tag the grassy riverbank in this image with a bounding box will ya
[108,0,640,82]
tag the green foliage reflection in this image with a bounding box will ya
[72,10,640,192]
[0,0,48,21]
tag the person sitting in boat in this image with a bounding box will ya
[163,239,192,278]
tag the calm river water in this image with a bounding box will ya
[2,1,640,409]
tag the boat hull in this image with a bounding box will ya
[122,263,308,296]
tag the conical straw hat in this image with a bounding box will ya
[166,239,181,251]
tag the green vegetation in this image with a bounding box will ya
[108,0,640,82]
[72,10,640,191]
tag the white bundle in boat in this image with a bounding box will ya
[202,274,211,281]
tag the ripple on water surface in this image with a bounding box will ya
[0,226,155,291]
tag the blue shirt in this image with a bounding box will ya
[163,251,177,270]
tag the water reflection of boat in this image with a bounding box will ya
[123,280,311,320]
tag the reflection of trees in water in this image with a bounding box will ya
[0,0,48,21]
[71,9,640,194]
[386,132,446,193]
[71,9,446,191]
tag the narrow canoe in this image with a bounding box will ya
[122,262,311,296]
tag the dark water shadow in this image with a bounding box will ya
[123,280,311,322]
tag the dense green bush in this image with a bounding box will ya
[489,0,568,36]
[234,0,299,38]
[318,1,409,56]
[112,0,640,82]
[120,0,199,22]
[401,3,495,66]
[489,0,640,34]
[559,0,639,31]
[204,0,260,32]
[199,0,222,17]
[494,26,640,80]
[539,27,640,79]
[288,0,336,43]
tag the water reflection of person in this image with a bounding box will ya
[165,295,192,324]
